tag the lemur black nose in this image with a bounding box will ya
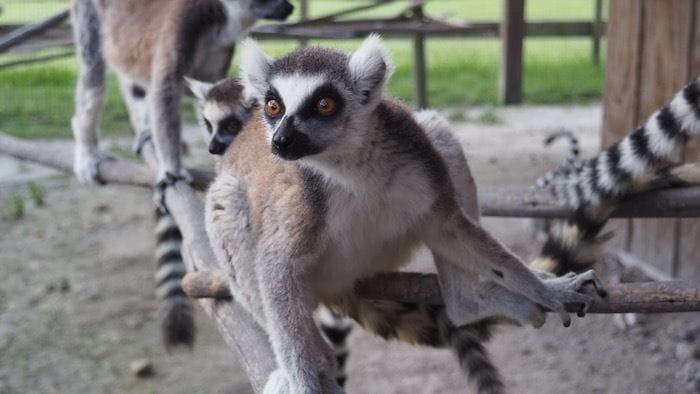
[272,133,295,150]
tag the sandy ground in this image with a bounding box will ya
[1,104,699,394]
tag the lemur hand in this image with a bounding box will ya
[153,168,193,213]
[535,270,606,327]
[73,143,115,185]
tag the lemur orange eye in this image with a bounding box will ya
[316,97,336,115]
[265,99,282,117]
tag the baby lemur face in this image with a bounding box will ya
[188,77,253,155]
[239,35,394,162]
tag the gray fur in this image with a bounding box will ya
[206,36,603,393]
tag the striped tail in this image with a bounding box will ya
[331,299,505,394]
[155,209,195,348]
[531,77,700,275]
[317,306,353,387]
[545,128,580,166]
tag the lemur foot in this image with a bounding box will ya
[153,168,193,213]
[73,144,115,185]
[132,129,152,155]
[539,270,606,327]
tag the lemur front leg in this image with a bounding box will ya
[421,203,606,327]
[71,0,113,185]
[256,236,342,394]
[148,66,193,211]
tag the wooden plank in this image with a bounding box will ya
[627,0,696,277]
[0,9,69,52]
[601,0,644,252]
[592,0,603,65]
[677,1,700,279]
[498,0,525,105]
[412,1,427,108]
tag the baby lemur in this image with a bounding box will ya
[195,36,605,393]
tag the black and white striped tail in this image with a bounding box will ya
[155,209,195,348]
[532,77,700,275]
[318,306,353,387]
[545,128,580,166]
[335,299,505,394]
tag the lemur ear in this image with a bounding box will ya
[348,34,394,105]
[240,38,273,101]
[185,77,213,104]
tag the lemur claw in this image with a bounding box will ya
[132,129,152,155]
[73,144,115,185]
[153,169,193,213]
[540,269,606,327]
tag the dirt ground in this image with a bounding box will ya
[1,104,699,394]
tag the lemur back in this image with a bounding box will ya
[201,36,603,393]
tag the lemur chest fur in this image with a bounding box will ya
[311,179,425,296]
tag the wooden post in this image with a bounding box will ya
[298,0,309,47]
[498,0,525,105]
[592,0,603,65]
[412,1,428,108]
[602,0,700,279]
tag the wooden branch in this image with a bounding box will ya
[3,133,700,218]
[137,142,275,391]
[0,9,69,53]
[0,133,214,191]
[183,270,700,314]
[479,186,700,218]
[0,50,74,70]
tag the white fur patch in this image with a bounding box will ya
[270,74,326,115]
[619,134,647,178]
[240,38,272,100]
[219,1,256,45]
[595,152,616,194]
[203,102,232,127]
[185,77,213,102]
[670,91,700,136]
[348,34,394,100]
[645,110,677,159]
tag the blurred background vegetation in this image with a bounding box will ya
[0,0,607,139]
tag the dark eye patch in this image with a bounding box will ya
[297,83,344,120]
[204,119,213,134]
[264,87,284,124]
[218,115,243,136]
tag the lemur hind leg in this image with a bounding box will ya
[115,73,150,151]
[70,0,113,185]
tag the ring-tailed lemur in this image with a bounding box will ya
[531,77,700,276]
[187,76,355,387]
[69,0,292,349]
[202,35,604,394]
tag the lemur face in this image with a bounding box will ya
[250,0,294,21]
[187,78,252,155]
[239,35,394,161]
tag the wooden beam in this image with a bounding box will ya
[0,9,69,53]
[412,1,428,108]
[183,270,700,315]
[592,0,604,65]
[3,134,700,219]
[498,0,525,105]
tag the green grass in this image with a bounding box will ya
[0,1,606,139]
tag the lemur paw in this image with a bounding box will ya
[73,144,115,185]
[153,168,193,213]
[540,270,606,327]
